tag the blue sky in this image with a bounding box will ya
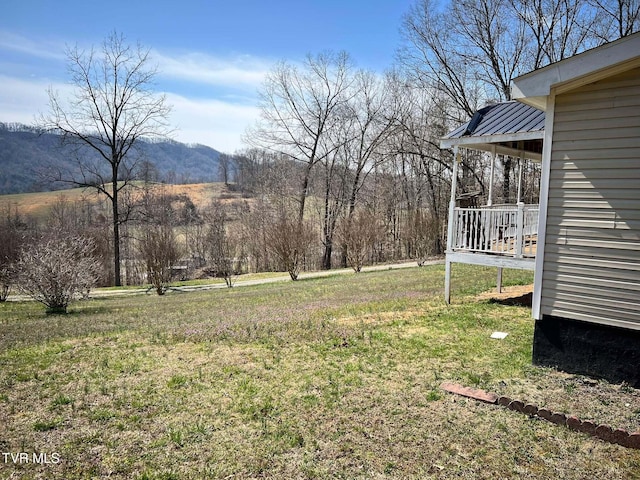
[0,0,415,152]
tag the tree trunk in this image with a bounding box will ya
[321,173,334,270]
[322,241,332,270]
[112,175,122,287]
[341,165,363,268]
[298,162,314,225]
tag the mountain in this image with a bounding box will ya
[0,123,223,194]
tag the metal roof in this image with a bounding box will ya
[440,101,545,160]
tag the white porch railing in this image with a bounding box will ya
[450,204,539,258]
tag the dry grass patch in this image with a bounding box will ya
[0,182,241,221]
[333,309,427,328]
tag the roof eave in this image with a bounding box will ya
[512,32,640,107]
[440,130,544,149]
[440,131,544,161]
[511,95,547,111]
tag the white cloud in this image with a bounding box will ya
[154,50,272,91]
[0,31,66,62]
[166,92,259,153]
[0,29,272,93]
[0,75,61,125]
[153,50,271,151]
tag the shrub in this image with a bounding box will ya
[266,213,315,281]
[206,202,242,287]
[17,235,100,314]
[138,225,181,295]
[338,209,381,273]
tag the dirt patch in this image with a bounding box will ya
[476,284,533,307]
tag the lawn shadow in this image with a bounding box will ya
[488,292,533,308]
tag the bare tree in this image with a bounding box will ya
[399,0,483,118]
[0,266,12,302]
[383,73,457,256]
[138,224,181,295]
[589,0,640,39]
[515,0,601,68]
[337,208,381,273]
[407,208,441,265]
[246,51,354,228]
[182,216,208,268]
[39,31,172,286]
[452,0,528,101]
[17,235,100,314]
[235,198,279,273]
[338,72,398,265]
[266,208,316,281]
[206,202,239,287]
[135,186,182,294]
[400,0,603,109]
[218,153,232,186]
[317,144,350,270]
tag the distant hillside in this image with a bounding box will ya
[0,123,223,194]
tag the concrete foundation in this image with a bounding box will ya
[533,316,640,388]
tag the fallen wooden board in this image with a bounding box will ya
[440,381,499,404]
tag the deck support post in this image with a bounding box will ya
[445,259,452,304]
[497,267,503,293]
[445,146,460,304]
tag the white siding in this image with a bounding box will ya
[541,67,640,329]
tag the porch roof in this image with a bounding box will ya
[440,101,544,160]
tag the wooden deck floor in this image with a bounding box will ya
[452,235,537,258]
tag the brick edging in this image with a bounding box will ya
[441,381,640,449]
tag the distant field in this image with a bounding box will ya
[0,182,241,221]
[1,264,639,479]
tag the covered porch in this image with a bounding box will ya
[440,101,545,303]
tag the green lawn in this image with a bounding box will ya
[1,264,639,479]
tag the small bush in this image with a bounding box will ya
[138,225,181,295]
[17,235,100,314]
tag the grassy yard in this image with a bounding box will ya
[1,264,639,479]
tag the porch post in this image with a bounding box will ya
[517,142,524,204]
[516,203,525,258]
[516,143,524,258]
[445,146,460,304]
[488,145,496,207]
[489,148,497,291]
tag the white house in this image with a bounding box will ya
[443,32,640,386]
[512,32,640,386]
